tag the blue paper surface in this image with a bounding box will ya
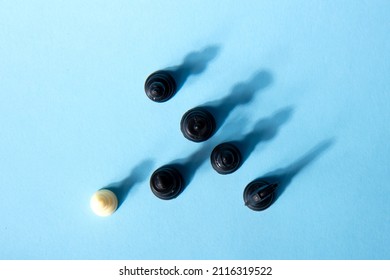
[0,0,389,259]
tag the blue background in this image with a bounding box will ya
[1,0,389,259]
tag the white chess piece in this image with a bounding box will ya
[90,189,118,217]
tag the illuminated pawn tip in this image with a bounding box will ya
[90,189,118,217]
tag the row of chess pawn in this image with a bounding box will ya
[90,70,279,217]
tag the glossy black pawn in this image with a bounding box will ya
[180,107,216,142]
[210,142,241,174]
[150,165,184,200]
[243,180,278,211]
[144,70,177,102]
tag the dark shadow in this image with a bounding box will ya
[203,69,273,131]
[169,142,214,193]
[259,139,335,204]
[166,107,292,194]
[232,107,294,165]
[105,159,155,208]
[168,45,221,91]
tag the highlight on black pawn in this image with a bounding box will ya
[210,142,242,174]
[150,165,184,200]
[144,70,177,102]
[243,180,278,211]
[180,107,216,142]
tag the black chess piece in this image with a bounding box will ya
[180,107,216,142]
[150,165,184,200]
[243,180,278,211]
[144,70,177,102]
[210,142,241,174]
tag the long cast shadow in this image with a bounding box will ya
[105,159,155,208]
[259,139,335,204]
[168,107,293,193]
[168,45,221,92]
[232,107,294,166]
[203,69,273,131]
[169,142,214,192]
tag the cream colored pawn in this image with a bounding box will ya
[90,189,118,217]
